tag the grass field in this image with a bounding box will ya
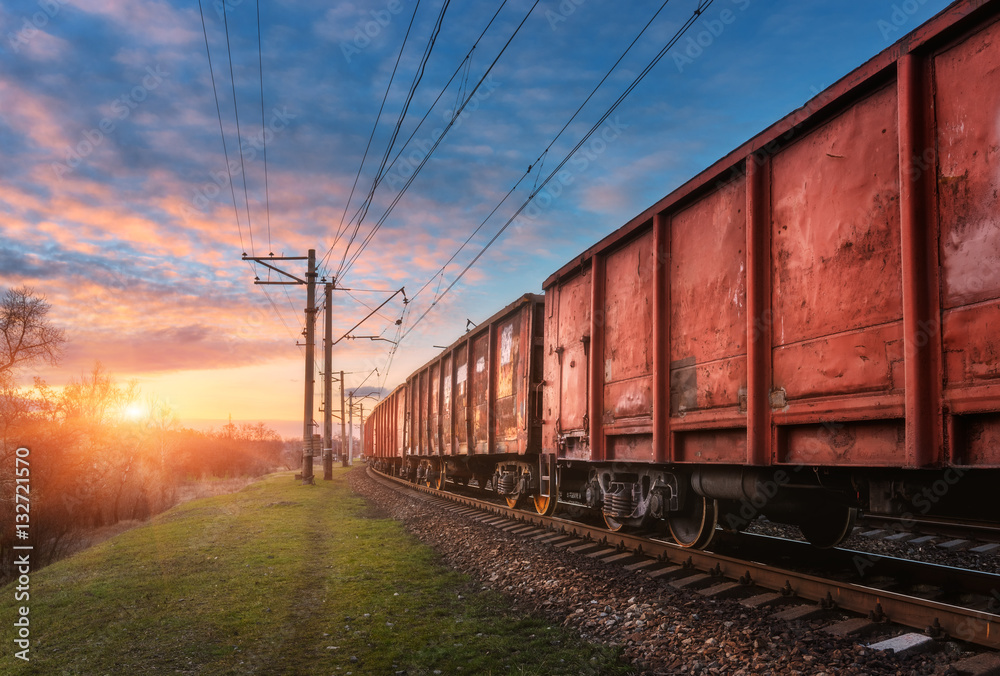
[0,469,632,675]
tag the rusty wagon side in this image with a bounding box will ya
[370,295,549,507]
[541,0,1000,546]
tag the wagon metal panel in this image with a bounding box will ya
[602,233,654,421]
[470,332,490,453]
[768,84,908,466]
[441,353,454,455]
[416,370,428,454]
[771,86,903,344]
[599,233,655,461]
[493,312,524,453]
[429,361,441,455]
[669,179,748,415]
[395,385,407,456]
[455,342,470,454]
[935,17,1000,466]
[543,268,593,459]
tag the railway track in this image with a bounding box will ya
[856,514,1000,549]
[367,467,1000,657]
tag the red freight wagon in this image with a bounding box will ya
[369,384,405,468]
[541,0,1000,547]
[371,295,549,508]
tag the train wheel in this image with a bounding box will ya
[533,492,556,516]
[799,506,857,549]
[602,513,625,532]
[504,495,521,509]
[533,474,558,516]
[668,497,718,548]
[433,462,446,490]
[533,454,558,516]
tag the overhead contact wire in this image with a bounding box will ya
[338,0,540,281]
[350,0,452,241]
[319,0,508,277]
[404,0,672,309]
[221,0,256,258]
[329,0,424,274]
[256,0,272,253]
[198,0,247,257]
[401,0,716,342]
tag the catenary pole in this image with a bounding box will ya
[347,392,354,467]
[301,249,317,483]
[323,281,334,480]
[358,403,364,464]
[340,370,347,467]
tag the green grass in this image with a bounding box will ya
[0,469,632,675]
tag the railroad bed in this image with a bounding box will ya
[356,467,1000,675]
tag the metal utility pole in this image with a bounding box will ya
[244,249,317,485]
[358,403,365,463]
[347,391,354,467]
[322,282,334,481]
[340,370,347,467]
[301,249,317,483]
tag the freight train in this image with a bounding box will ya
[367,0,1000,549]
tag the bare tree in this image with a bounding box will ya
[0,286,66,376]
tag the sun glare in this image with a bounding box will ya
[122,402,146,421]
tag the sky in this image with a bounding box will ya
[1,0,955,439]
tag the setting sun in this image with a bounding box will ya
[121,402,146,422]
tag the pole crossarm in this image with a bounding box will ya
[333,287,406,345]
[243,255,309,285]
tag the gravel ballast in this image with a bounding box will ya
[350,468,987,675]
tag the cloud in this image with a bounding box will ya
[58,323,289,375]
[68,0,198,46]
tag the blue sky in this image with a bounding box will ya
[0,0,954,436]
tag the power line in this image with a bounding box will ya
[338,0,453,281]
[319,0,510,278]
[199,0,295,340]
[399,0,716,343]
[197,0,247,256]
[337,0,541,282]
[221,0,256,258]
[404,0,674,310]
[256,0,272,254]
[329,0,424,272]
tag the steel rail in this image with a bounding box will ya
[368,467,1000,650]
[859,513,1000,545]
